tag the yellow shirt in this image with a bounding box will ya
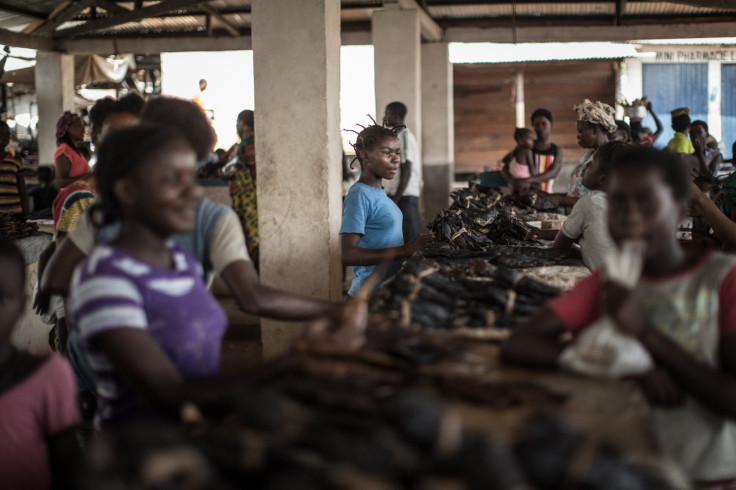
[667,131,695,154]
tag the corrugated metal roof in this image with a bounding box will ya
[430,2,616,19]
[626,2,734,16]
[0,1,735,40]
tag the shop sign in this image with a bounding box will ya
[650,49,736,62]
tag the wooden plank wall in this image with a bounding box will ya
[454,60,617,172]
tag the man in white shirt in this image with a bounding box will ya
[383,101,422,242]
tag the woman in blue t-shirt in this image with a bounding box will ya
[340,122,433,296]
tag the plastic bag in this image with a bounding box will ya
[558,316,653,378]
[558,240,652,378]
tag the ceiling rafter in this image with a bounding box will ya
[395,0,444,41]
[31,0,100,36]
[53,0,211,38]
[200,3,239,36]
[666,0,736,10]
[0,2,47,20]
[0,26,53,50]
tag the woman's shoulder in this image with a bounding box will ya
[54,142,74,159]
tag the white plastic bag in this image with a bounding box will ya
[558,240,652,378]
[558,316,654,378]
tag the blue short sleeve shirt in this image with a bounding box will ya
[340,182,404,295]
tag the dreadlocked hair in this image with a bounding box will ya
[91,124,191,229]
[345,116,403,169]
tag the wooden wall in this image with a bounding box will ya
[453,60,618,172]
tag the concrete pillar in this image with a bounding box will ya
[421,42,454,225]
[620,58,643,108]
[35,52,75,166]
[372,7,422,137]
[707,60,722,143]
[252,0,342,359]
[514,67,525,127]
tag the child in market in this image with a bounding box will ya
[608,120,631,143]
[0,120,28,216]
[0,237,80,488]
[502,146,736,486]
[667,107,695,155]
[551,141,629,270]
[501,128,535,188]
[340,120,433,296]
[688,120,723,178]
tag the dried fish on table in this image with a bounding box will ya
[0,214,39,239]
[377,252,564,330]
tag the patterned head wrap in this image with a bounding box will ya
[55,111,77,143]
[573,99,617,133]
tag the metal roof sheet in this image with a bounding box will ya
[0,1,734,41]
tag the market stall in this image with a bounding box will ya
[1,214,52,352]
[81,184,687,488]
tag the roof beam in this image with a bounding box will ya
[396,0,443,41]
[0,26,53,50]
[94,1,129,15]
[32,0,99,36]
[0,2,47,20]
[666,0,736,10]
[54,0,209,38]
[615,0,626,26]
[445,21,736,43]
[199,3,239,37]
[55,34,251,54]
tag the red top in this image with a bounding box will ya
[549,262,736,337]
[54,143,90,181]
[0,355,80,489]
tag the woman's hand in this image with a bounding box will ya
[632,368,685,407]
[403,231,434,256]
[602,280,649,338]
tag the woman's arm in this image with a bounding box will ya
[220,259,341,320]
[340,232,433,267]
[48,427,81,489]
[552,230,576,251]
[93,329,238,419]
[641,329,736,418]
[54,154,74,189]
[17,169,28,216]
[37,238,86,316]
[516,145,564,185]
[607,282,736,419]
[648,102,664,139]
[500,156,517,187]
[500,306,569,369]
[690,183,736,250]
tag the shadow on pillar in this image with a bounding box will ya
[422,163,453,227]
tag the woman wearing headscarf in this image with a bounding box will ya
[568,99,617,199]
[54,111,90,189]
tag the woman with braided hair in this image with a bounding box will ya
[340,120,433,296]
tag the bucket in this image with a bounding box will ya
[624,106,647,119]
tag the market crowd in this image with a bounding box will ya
[0,90,735,489]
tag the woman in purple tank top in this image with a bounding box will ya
[68,125,234,427]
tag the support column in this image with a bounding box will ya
[707,60,722,144]
[252,0,342,359]
[514,67,525,128]
[372,7,421,137]
[35,52,75,166]
[421,42,454,225]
